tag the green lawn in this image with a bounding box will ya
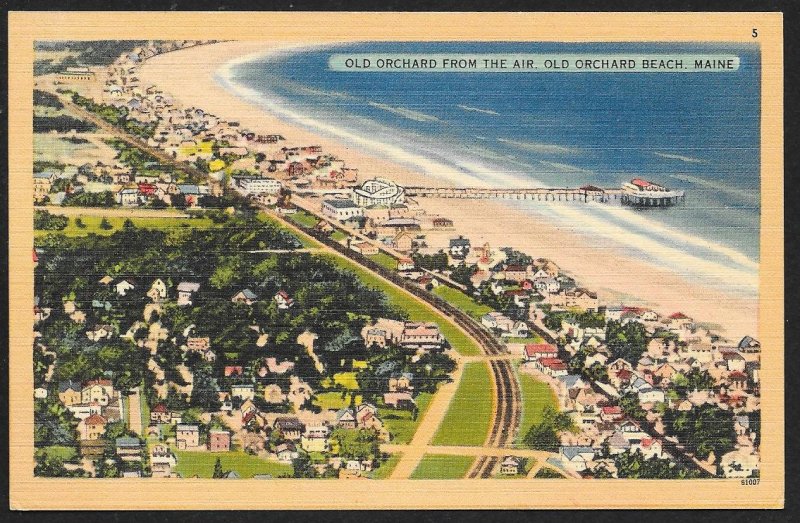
[515,365,558,446]
[314,391,363,411]
[332,371,359,389]
[35,214,215,238]
[378,392,433,445]
[173,450,293,479]
[330,230,348,241]
[370,453,403,479]
[35,445,79,463]
[321,253,482,356]
[286,210,319,228]
[369,251,398,271]
[431,362,493,446]
[410,454,476,479]
[432,285,493,320]
[504,335,545,345]
[139,386,150,435]
[534,467,566,478]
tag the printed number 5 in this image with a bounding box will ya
[752,28,758,38]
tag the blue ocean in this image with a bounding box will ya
[218,42,761,296]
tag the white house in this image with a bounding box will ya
[115,279,136,296]
[321,199,363,221]
[233,176,282,196]
[274,290,295,309]
[176,282,200,306]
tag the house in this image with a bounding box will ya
[81,379,113,406]
[335,408,358,429]
[116,187,141,206]
[524,343,559,362]
[176,282,200,306]
[34,387,48,399]
[274,417,304,440]
[632,438,663,459]
[400,322,445,351]
[637,387,666,404]
[274,290,294,309]
[231,384,255,401]
[115,279,136,296]
[500,456,524,475]
[224,365,244,377]
[58,380,82,406]
[448,236,471,259]
[599,406,623,422]
[502,321,529,338]
[361,318,405,348]
[82,414,107,440]
[263,384,286,404]
[115,437,143,462]
[432,217,454,229]
[150,403,171,423]
[186,336,211,352]
[720,450,759,478]
[66,402,102,421]
[397,257,415,271]
[738,335,761,354]
[86,324,114,341]
[351,241,379,256]
[148,278,168,300]
[536,358,568,377]
[150,444,177,478]
[721,351,747,372]
[176,424,201,449]
[559,446,596,472]
[388,372,414,393]
[301,424,331,453]
[322,199,363,221]
[275,442,299,462]
[231,288,258,306]
[503,265,528,283]
[383,392,415,409]
[208,430,231,452]
[391,231,414,252]
[666,312,694,331]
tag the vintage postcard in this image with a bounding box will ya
[8,12,784,509]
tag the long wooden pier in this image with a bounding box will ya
[404,186,623,202]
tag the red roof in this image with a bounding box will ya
[84,414,107,425]
[729,371,748,380]
[32,248,39,263]
[630,178,653,188]
[242,411,256,424]
[224,366,244,377]
[525,343,558,358]
[601,406,622,415]
[616,369,633,380]
[84,378,112,387]
[668,312,689,320]
[538,357,566,369]
[151,403,168,413]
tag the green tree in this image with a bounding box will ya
[75,217,87,229]
[213,457,225,478]
[522,406,573,452]
[662,405,736,460]
[606,320,648,364]
[99,217,113,230]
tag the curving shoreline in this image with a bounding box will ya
[136,40,758,340]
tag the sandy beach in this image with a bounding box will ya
[137,41,758,340]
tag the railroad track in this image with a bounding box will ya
[52,91,525,479]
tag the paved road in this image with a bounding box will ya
[127,387,143,436]
[43,206,190,218]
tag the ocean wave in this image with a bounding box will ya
[497,138,580,156]
[528,203,758,294]
[653,151,707,164]
[457,104,500,116]
[367,102,440,123]
[538,160,594,174]
[668,173,758,202]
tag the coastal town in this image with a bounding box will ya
[32,40,760,480]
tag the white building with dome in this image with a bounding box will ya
[352,178,406,207]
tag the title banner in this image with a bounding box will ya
[329,54,741,72]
